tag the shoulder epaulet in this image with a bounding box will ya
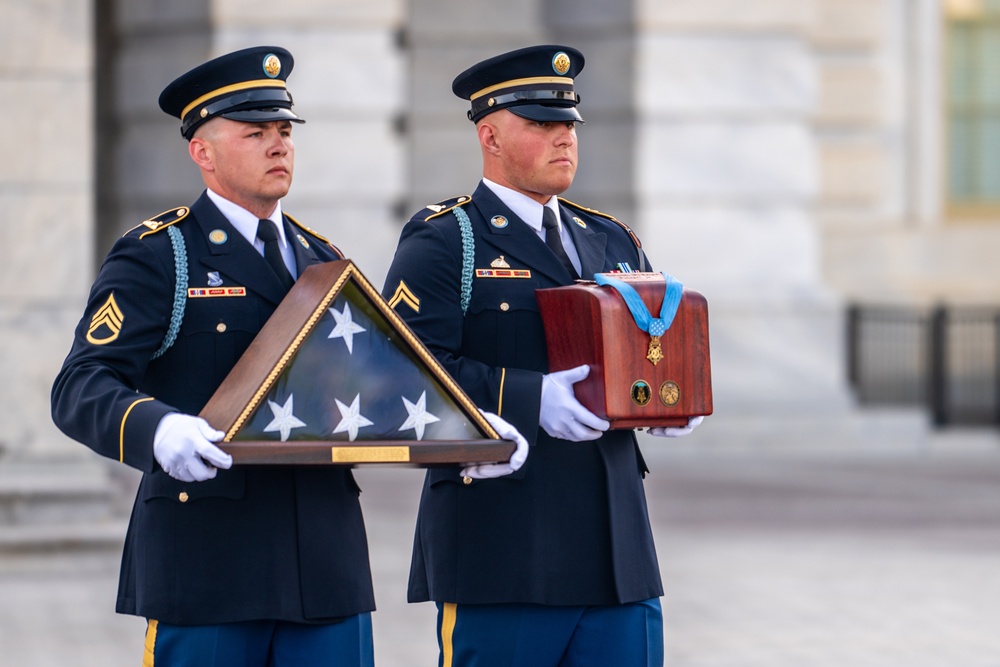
[286,214,331,244]
[286,214,344,258]
[126,206,191,239]
[558,197,642,249]
[422,195,472,221]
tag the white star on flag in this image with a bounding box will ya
[327,302,366,354]
[398,391,440,440]
[262,395,307,442]
[333,394,374,441]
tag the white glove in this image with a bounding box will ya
[461,410,529,480]
[540,364,610,442]
[648,415,704,438]
[153,413,232,482]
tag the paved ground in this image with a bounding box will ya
[3,429,1000,666]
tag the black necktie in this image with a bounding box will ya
[256,218,295,291]
[542,206,578,279]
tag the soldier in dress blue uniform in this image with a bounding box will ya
[382,45,703,666]
[52,46,393,667]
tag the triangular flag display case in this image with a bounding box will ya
[200,260,515,466]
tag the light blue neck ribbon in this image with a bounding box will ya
[593,272,683,336]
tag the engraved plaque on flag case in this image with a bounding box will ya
[199,260,516,465]
[536,273,713,429]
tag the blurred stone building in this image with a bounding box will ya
[3,0,998,532]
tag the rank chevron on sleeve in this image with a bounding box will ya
[86,292,124,345]
[387,280,420,313]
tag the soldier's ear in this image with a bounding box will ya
[478,120,501,156]
[188,136,215,171]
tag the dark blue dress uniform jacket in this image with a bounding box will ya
[51,192,375,625]
[382,181,663,606]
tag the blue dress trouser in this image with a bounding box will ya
[143,614,374,667]
[436,599,663,667]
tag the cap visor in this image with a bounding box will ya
[220,107,304,124]
[508,104,583,123]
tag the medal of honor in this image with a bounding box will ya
[594,272,682,367]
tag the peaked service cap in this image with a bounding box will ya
[452,44,585,123]
[158,46,304,140]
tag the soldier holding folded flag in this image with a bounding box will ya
[51,46,526,666]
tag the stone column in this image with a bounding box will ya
[1,1,96,463]
[0,1,129,546]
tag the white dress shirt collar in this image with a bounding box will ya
[482,178,559,233]
[206,188,287,249]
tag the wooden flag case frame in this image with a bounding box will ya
[199,260,515,466]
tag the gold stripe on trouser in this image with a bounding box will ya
[440,603,458,667]
[143,619,158,667]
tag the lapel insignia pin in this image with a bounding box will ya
[490,256,511,268]
[573,216,587,228]
[209,229,228,245]
[297,234,310,249]
[490,215,509,229]
[207,271,223,287]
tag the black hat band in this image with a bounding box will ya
[181,86,293,136]
[470,89,580,121]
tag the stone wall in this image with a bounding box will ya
[822,0,1000,305]
[106,0,407,288]
[9,0,979,470]
[1,1,95,460]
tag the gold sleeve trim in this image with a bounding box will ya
[497,367,507,417]
[120,397,155,463]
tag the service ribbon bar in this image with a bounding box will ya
[188,287,247,298]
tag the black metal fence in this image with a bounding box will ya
[847,305,1000,426]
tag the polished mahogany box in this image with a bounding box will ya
[536,273,712,429]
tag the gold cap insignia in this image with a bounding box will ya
[86,293,124,345]
[573,216,587,228]
[263,54,281,78]
[209,229,228,245]
[552,52,571,76]
[490,256,511,268]
[490,215,509,229]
